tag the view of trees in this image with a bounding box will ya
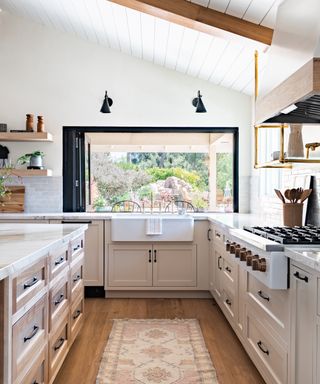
[91,151,233,212]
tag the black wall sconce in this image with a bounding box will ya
[100,91,113,113]
[192,90,207,113]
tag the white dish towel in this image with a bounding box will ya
[146,217,163,235]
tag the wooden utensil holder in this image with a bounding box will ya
[283,203,303,227]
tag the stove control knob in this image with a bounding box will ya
[259,258,267,272]
[252,258,259,270]
[252,257,267,272]
[247,254,259,267]
[235,247,246,258]
[229,243,237,253]
[240,250,251,262]
[225,241,231,251]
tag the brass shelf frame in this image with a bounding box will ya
[254,124,320,169]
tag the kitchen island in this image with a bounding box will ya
[0,223,87,384]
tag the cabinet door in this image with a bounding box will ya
[108,244,152,287]
[290,264,316,384]
[152,244,196,287]
[50,220,104,286]
[213,248,223,300]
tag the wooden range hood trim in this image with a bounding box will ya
[255,58,320,124]
[109,0,273,46]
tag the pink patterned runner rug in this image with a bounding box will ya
[96,319,218,384]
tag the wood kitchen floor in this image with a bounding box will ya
[54,298,264,384]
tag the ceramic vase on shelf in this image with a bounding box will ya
[287,124,304,158]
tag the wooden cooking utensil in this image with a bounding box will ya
[284,189,291,202]
[299,189,312,203]
[274,189,286,203]
[289,188,297,203]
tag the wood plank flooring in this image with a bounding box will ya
[54,298,265,384]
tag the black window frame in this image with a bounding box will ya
[63,126,239,212]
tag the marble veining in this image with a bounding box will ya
[0,223,87,280]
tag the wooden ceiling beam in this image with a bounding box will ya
[108,0,274,46]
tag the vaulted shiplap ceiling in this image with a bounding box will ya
[0,0,282,95]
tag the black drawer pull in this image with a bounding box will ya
[54,294,64,306]
[54,337,65,351]
[73,310,81,319]
[54,256,65,266]
[258,290,270,301]
[62,220,92,224]
[257,341,269,355]
[225,266,232,273]
[225,299,232,306]
[73,274,81,283]
[218,256,222,270]
[32,381,39,384]
[207,228,212,241]
[294,271,308,283]
[24,325,39,343]
[73,244,81,252]
[149,249,152,263]
[23,277,39,289]
[154,250,157,263]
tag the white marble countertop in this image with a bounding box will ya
[1,212,320,273]
[0,223,87,280]
[0,211,283,227]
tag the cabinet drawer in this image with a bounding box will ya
[12,258,47,314]
[49,273,69,331]
[48,314,69,383]
[49,244,69,281]
[221,288,236,323]
[70,234,84,263]
[12,295,47,381]
[213,227,225,249]
[70,296,84,343]
[247,274,289,330]
[246,307,287,384]
[70,255,84,302]
[15,346,47,384]
[222,257,236,287]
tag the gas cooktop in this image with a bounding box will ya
[243,225,320,245]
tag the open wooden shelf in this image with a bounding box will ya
[0,131,53,142]
[0,169,52,177]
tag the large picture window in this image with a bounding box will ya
[63,128,239,213]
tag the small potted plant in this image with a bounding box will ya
[17,151,45,168]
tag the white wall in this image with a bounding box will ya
[0,12,252,212]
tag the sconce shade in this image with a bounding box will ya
[192,90,207,113]
[100,91,113,113]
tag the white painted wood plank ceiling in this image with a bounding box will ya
[0,0,282,95]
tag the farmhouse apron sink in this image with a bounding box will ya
[111,215,194,242]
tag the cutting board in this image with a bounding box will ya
[0,186,25,212]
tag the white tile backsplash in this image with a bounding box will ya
[7,176,62,213]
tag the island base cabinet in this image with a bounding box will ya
[12,295,47,383]
[50,220,104,286]
[48,314,69,384]
[17,346,48,384]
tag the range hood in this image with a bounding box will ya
[255,57,320,124]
